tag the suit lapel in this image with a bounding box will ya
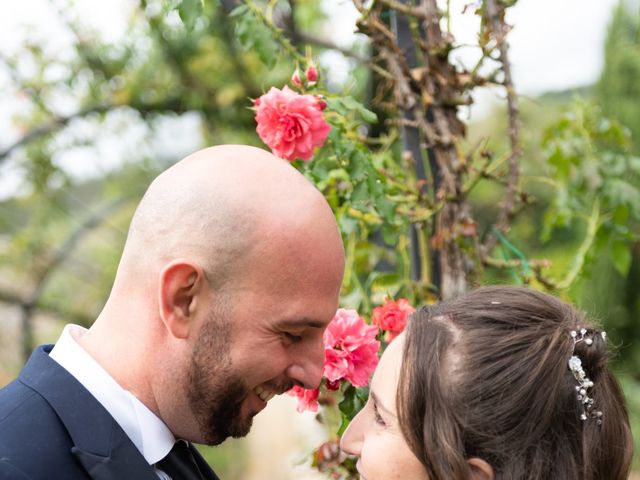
[19,346,158,480]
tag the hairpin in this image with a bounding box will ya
[568,328,605,425]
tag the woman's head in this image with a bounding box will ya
[341,286,633,480]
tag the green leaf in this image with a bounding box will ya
[342,96,378,124]
[325,97,347,116]
[229,4,248,17]
[613,204,630,225]
[358,106,378,124]
[233,9,279,68]
[367,272,401,297]
[177,0,204,30]
[375,194,396,222]
[326,97,378,124]
[337,385,368,436]
[338,214,358,235]
[611,239,632,276]
[350,181,370,206]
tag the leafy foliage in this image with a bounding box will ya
[542,101,640,280]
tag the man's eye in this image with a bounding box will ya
[284,332,303,343]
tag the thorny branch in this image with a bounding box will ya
[353,0,538,294]
[481,0,523,255]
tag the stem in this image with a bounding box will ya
[481,0,522,254]
[417,223,431,285]
[555,200,600,290]
[245,0,306,64]
[342,231,357,295]
[398,232,412,287]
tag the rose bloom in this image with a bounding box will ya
[323,308,380,388]
[254,85,331,161]
[288,386,320,413]
[372,298,415,341]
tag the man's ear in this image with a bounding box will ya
[158,261,206,339]
[467,457,494,480]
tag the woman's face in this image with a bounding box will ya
[340,332,427,480]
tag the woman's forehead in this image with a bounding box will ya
[371,334,406,406]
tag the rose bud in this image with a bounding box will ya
[305,65,318,85]
[325,379,341,391]
[291,69,302,86]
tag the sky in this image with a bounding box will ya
[0,0,623,197]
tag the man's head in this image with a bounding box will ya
[97,145,345,444]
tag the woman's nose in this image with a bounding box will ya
[340,410,364,457]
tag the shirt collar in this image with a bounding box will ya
[50,324,175,465]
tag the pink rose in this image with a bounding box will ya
[372,298,415,341]
[254,86,331,162]
[322,309,380,387]
[288,386,320,413]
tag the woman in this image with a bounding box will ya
[341,286,633,479]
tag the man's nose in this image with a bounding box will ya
[286,338,325,389]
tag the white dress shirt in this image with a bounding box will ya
[50,324,176,480]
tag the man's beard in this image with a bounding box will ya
[187,302,253,446]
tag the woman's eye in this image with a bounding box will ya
[373,402,386,426]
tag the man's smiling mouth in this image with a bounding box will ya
[253,385,276,402]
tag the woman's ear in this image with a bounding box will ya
[467,457,494,480]
[158,260,205,339]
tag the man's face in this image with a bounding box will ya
[188,241,343,445]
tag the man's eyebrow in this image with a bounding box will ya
[277,318,327,329]
[371,390,395,418]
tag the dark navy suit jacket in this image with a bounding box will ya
[0,345,218,480]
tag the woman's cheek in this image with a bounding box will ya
[360,434,405,480]
[362,433,427,480]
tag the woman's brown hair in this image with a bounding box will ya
[397,286,632,479]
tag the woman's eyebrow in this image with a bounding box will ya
[371,390,396,418]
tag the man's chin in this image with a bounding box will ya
[230,417,253,439]
[200,415,254,446]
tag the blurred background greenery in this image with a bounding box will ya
[0,0,638,477]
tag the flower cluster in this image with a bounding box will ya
[372,297,416,341]
[291,64,318,87]
[254,85,330,162]
[323,309,380,388]
[288,300,417,412]
[288,385,320,413]
[288,308,380,412]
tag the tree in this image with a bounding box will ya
[598,0,640,154]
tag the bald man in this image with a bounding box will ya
[0,145,345,480]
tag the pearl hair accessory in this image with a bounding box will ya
[568,328,606,425]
